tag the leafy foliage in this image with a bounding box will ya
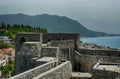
[0,23,48,40]
[0,59,14,78]
[0,41,14,49]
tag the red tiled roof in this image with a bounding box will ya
[0,48,14,54]
[0,54,4,59]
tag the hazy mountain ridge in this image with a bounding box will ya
[0,13,118,37]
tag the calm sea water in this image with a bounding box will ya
[81,36,120,49]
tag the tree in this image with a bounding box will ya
[0,23,6,29]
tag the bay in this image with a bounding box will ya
[81,36,120,49]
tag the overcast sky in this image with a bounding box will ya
[0,0,120,34]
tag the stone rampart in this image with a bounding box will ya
[46,40,75,61]
[48,40,75,49]
[92,63,120,79]
[16,33,42,51]
[16,33,80,49]
[42,33,80,49]
[41,47,73,62]
[16,33,41,43]
[15,42,41,75]
[73,50,120,72]
[77,48,120,57]
[41,47,59,57]
[92,69,120,79]
[59,48,71,61]
[33,61,72,79]
[9,60,57,79]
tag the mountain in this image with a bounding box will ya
[0,13,117,37]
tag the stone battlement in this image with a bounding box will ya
[10,61,71,79]
[12,33,120,79]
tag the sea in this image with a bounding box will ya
[81,36,120,49]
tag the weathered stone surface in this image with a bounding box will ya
[15,42,42,75]
[16,33,80,50]
[92,63,120,79]
[41,47,59,57]
[77,48,120,57]
[10,60,57,79]
[33,61,72,79]
[92,69,120,79]
[71,72,92,79]
[73,50,120,72]
[48,40,75,49]
[42,33,80,49]
[14,33,120,79]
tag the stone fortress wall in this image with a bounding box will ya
[13,33,120,79]
[74,48,120,72]
[10,61,71,79]
[42,33,80,49]
[74,50,120,72]
[16,33,80,50]
[47,40,75,49]
[33,61,72,79]
[14,42,42,74]
[15,33,78,75]
[47,40,75,61]
[77,48,120,57]
[10,60,57,79]
[92,69,120,79]
[15,33,42,52]
[92,63,120,79]
[41,47,59,57]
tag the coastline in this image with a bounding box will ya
[81,36,120,49]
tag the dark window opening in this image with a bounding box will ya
[108,54,111,56]
[73,62,77,71]
[20,37,26,44]
[73,62,82,72]
[78,63,81,71]
[48,39,51,42]
[57,39,60,40]
[119,54,120,57]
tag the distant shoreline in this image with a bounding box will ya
[81,36,120,49]
[81,35,120,38]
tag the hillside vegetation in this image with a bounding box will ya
[0,23,48,40]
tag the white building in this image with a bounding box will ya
[0,36,11,43]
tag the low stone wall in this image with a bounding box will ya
[41,47,59,57]
[59,48,71,61]
[73,51,120,72]
[71,77,91,79]
[42,33,80,49]
[92,63,120,79]
[9,60,57,79]
[77,48,120,57]
[71,72,92,79]
[33,61,72,79]
[92,69,120,79]
[41,47,73,62]
[48,40,75,49]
